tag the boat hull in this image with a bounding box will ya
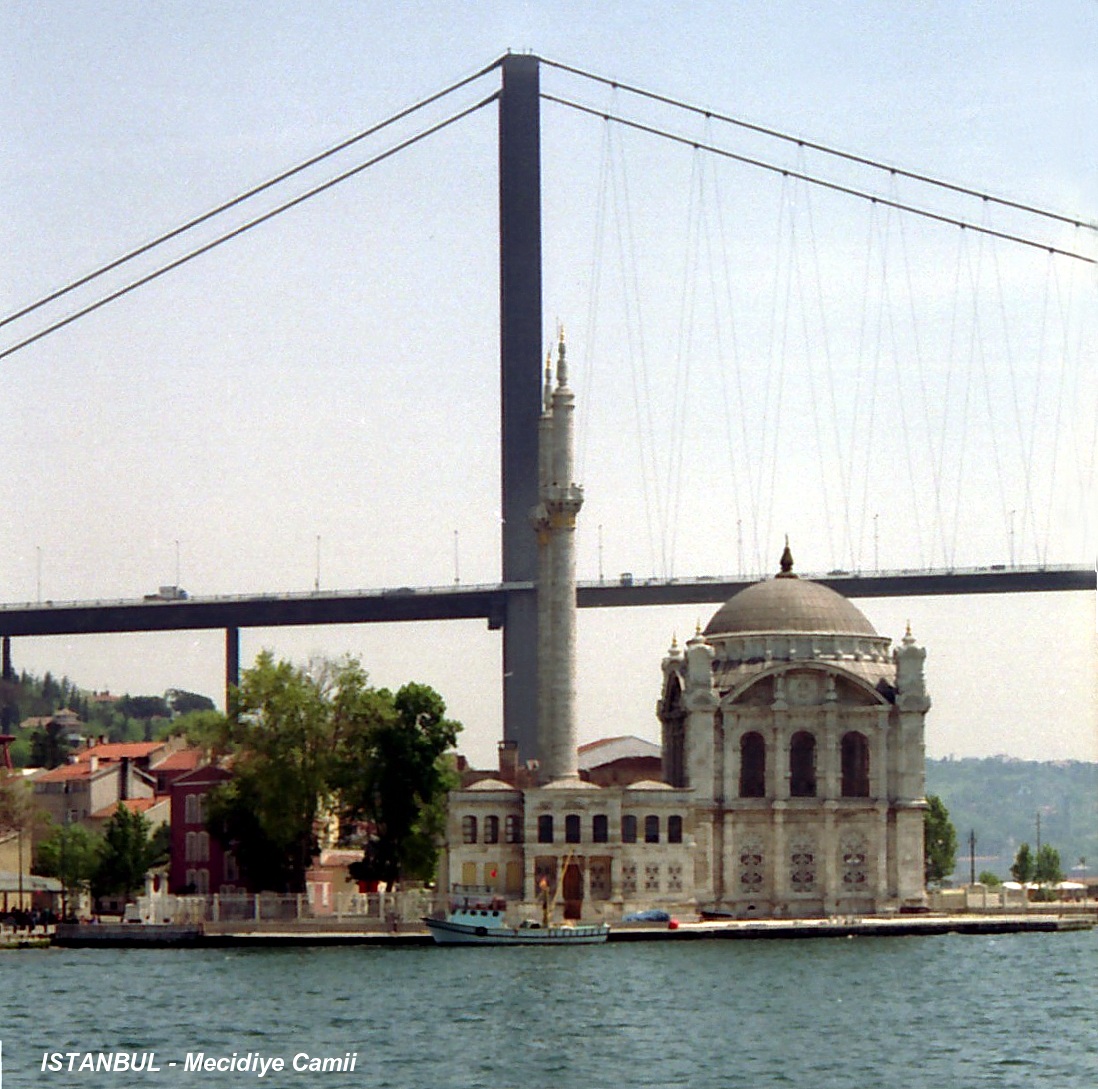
[423,917,609,945]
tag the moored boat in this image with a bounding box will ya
[423,887,609,945]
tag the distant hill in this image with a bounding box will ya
[926,756,1098,881]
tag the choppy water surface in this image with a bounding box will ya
[2,931,1096,1088]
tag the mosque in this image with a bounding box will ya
[442,337,929,920]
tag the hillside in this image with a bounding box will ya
[926,756,1097,881]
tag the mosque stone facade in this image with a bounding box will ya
[658,545,929,917]
[441,338,928,921]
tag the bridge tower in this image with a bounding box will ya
[498,53,543,762]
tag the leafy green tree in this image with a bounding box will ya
[206,652,337,893]
[35,822,101,916]
[92,806,168,904]
[166,689,216,716]
[336,677,461,886]
[924,794,957,884]
[118,695,171,721]
[1011,842,1035,883]
[30,721,70,768]
[977,870,1002,886]
[0,771,39,839]
[1033,843,1063,886]
[198,654,461,893]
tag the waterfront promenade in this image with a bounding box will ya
[38,910,1094,948]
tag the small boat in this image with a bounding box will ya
[423,885,609,945]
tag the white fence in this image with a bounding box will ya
[135,888,436,926]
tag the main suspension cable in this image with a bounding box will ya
[540,57,1097,234]
[1,56,504,332]
[541,95,1096,265]
[1,94,498,363]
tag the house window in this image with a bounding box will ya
[565,814,581,844]
[622,862,637,895]
[461,816,477,844]
[185,794,199,824]
[644,864,660,892]
[592,814,609,843]
[505,814,523,844]
[484,815,500,844]
[740,731,767,797]
[621,814,637,844]
[668,815,683,844]
[841,732,871,797]
[790,731,817,797]
[224,852,239,883]
[644,815,660,844]
[537,815,554,844]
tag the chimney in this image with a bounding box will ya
[89,755,98,773]
[498,740,519,784]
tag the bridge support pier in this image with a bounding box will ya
[1,636,13,729]
[225,627,239,710]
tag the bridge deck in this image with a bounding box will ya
[0,566,1090,637]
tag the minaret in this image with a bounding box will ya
[532,330,584,782]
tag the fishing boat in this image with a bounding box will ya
[423,882,609,945]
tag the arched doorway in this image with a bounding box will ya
[561,859,584,920]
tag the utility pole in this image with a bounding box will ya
[969,829,976,885]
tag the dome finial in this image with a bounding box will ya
[777,535,796,578]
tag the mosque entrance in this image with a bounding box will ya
[561,859,584,919]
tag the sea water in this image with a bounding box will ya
[2,931,1096,1088]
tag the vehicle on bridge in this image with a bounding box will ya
[143,586,188,601]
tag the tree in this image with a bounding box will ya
[977,870,1002,886]
[1033,843,1063,886]
[30,721,70,768]
[201,654,461,893]
[206,652,337,893]
[93,806,168,904]
[1011,842,1035,883]
[924,794,957,884]
[336,676,461,886]
[166,689,217,716]
[35,822,101,916]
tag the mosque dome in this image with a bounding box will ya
[704,543,877,638]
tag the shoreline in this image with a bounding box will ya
[31,912,1095,948]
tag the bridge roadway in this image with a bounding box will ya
[0,565,1090,638]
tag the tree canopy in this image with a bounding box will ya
[924,794,957,884]
[1011,842,1035,883]
[93,805,168,903]
[199,653,461,894]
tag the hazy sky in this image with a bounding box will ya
[1,1,1095,766]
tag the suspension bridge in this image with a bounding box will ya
[1,54,1094,758]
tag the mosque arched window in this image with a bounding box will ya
[505,814,523,844]
[484,815,500,844]
[461,816,478,844]
[645,815,660,843]
[740,732,767,797]
[537,815,554,844]
[841,732,871,797]
[565,814,581,843]
[592,814,609,843]
[668,815,683,843]
[621,814,637,843]
[789,732,817,797]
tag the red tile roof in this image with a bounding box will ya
[92,796,168,819]
[74,742,163,763]
[153,748,204,772]
[33,762,101,783]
